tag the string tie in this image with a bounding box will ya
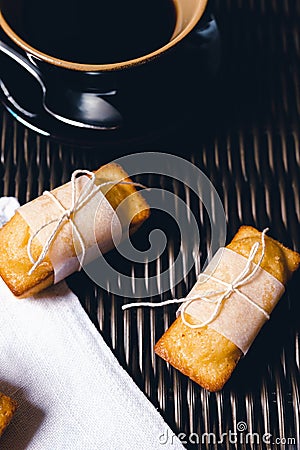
[122,228,270,328]
[27,169,146,276]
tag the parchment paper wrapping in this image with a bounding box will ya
[179,248,285,354]
[18,176,122,283]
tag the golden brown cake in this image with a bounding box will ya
[155,226,300,391]
[0,163,150,298]
[0,392,17,436]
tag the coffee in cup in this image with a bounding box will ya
[16,0,177,64]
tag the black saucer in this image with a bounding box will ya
[0,84,170,149]
[0,58,175,148]
[0,64,188,149]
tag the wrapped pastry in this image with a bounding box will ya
[154,226,300,391]
[0,163,149,298]
[0,392,17,436]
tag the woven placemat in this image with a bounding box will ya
[0,0,299,449]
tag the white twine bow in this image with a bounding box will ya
[27,169,146,276]
[122,228,270,328]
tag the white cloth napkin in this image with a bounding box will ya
[0,199,184,450]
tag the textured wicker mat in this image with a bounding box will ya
[0,0,300,449]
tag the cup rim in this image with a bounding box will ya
[0,0,208,71]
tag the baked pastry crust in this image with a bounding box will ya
[155,226,300,391]
[0,392,17,436]
[0,163,149,298]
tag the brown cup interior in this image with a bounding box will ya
[0,0,208,71]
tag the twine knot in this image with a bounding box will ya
[65,209,72,220]
[227,284,235,294]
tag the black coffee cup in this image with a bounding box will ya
[0,0,214,131]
